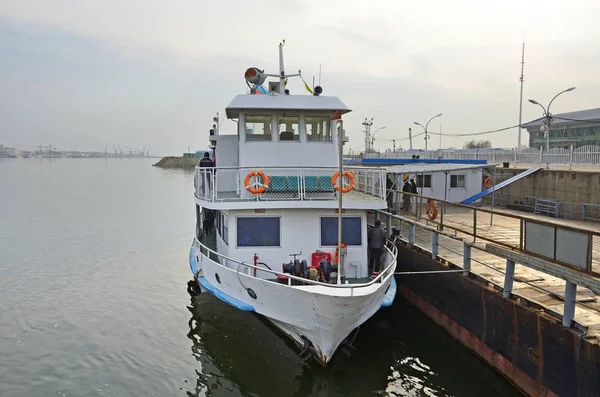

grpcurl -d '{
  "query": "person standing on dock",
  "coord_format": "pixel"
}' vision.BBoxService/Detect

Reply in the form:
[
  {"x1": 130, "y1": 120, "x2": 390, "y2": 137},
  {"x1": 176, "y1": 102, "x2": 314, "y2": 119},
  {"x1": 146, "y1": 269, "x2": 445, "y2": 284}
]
[
  {"x1": 198, "y1": 152, "x2": 214, "y2": 194},
  {"x1": 401, "y1": 175, "x2": 412, "y2": 212},
  {"x1": 410, "y1": 178, "x2": 417, "y2": 194},
  {"x1": 368, "y1": 220, "x2": 386, "y2": 274},
  {"x1": 386, "y1": 174, "x2": 395, "y2": 212}
]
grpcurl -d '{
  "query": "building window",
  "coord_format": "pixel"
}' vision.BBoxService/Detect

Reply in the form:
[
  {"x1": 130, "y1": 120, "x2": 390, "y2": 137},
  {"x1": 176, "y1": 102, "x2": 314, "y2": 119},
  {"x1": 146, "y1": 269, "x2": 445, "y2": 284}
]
[
  {"x1": 320, "y1": 216, "x2": 362, "y2": 246},
  {"x1": 306, "y1": 116, "x2": 332, "y2": 142},
  {"x1": 236, "y1": 217, "x2": 281, "y2": 247},
  {"x1": 245, "y1": 115, "x2": 272, "y2": 142},
  {"x1": 277, "y1": 115, "x2": 300, "y2": 141},
  {"x1": 450, "y1": 174, "x2": 466, "y2": 188},
  {"x1": 416, "y1": 174, "x2": 432, "y2": 188}
]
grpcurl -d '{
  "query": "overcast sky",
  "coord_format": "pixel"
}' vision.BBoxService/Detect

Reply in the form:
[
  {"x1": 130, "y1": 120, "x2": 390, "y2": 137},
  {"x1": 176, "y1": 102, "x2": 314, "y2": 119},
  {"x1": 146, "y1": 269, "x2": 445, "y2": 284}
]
[{"x1": 1, "y1": 0, "x2": 599, "y2": 155}]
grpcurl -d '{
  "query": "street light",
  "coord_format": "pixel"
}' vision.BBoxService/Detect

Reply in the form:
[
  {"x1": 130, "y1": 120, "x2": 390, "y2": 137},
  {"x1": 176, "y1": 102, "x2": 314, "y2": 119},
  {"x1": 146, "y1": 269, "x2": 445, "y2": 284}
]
[
  {"x1": 413, "y1": 113, "x2": 442, "y2": 151},
  {"x1": 528, "y1": 87, "x2": 575, "y2": 169},
  {"x1": 371, "y1": 126, "x2": 386, "y2": 151}
]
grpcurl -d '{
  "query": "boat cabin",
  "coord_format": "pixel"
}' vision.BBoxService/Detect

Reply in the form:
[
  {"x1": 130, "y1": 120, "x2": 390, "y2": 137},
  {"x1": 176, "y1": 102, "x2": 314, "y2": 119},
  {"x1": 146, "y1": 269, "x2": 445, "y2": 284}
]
[{"x1": 194, "y1": 63, "x2": 390, "y2": 283}]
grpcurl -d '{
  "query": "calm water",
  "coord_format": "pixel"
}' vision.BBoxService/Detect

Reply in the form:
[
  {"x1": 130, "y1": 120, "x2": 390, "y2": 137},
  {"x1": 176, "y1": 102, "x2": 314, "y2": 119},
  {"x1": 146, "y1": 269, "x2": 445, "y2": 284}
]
[{"x1": 0, "y1": 158, "x2": 523, "y2": 397}]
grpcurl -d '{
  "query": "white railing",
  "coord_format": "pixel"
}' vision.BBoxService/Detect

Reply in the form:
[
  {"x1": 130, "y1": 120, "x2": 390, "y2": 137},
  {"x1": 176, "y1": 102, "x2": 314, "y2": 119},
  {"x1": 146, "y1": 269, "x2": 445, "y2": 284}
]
[
  {"x1": 195, "y1": 166, "x2": 387, "y2": 202},
  {"x1": 193, "y1": 236, "x2": 398, "y2": 289},
  {"x1": 361, "y1": 145, "x2": 600, "y2": 170}
]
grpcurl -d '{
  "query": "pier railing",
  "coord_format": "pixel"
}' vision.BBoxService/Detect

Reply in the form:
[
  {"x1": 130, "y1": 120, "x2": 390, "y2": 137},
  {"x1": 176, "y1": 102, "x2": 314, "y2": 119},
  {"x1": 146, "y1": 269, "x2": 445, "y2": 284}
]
[
  {"x1": 370, "y1": 208, "x2": 600, "y2": 330},
  {"x1": 385, "y1": 191, "x2": 600, "y2": 277},
  {"x1": 194, "y1": 166, "x2": 386, "y2": 202},
  {"x1": 362, "y1": 145, "x2": 600, "y2": 171}
]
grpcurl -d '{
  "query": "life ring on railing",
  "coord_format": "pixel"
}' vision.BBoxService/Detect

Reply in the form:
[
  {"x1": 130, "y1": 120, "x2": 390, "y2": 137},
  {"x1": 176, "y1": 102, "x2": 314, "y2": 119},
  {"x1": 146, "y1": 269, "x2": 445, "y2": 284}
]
[
  {"x1": 426, "y1": 199, "x2": 438, "y2": 221},
  {"x1": 244, "y1": 170, "x2": 269, "y2": 194},
  {"x1": 332, "y1": 171, "x2": 355, "y2": 193},
  {"x1": 334, "y1": 243, "x2": 347, "y2": 264},
  {"x1": 483, "y1": 177, "x2": 494, "y2": 189}
]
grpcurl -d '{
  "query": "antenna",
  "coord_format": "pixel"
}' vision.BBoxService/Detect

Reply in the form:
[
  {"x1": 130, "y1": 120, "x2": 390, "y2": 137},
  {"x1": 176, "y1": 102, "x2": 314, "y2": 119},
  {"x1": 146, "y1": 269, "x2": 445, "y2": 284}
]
[
  {"x1": 319, "y1": 65, "x2": 322, "y2": 86},
  {"x1": 362, "y1": 118, "x2": 373, "y2": 152},
  {"x1": 517, "y1": 41, "x2": 525, "y2": 150}
]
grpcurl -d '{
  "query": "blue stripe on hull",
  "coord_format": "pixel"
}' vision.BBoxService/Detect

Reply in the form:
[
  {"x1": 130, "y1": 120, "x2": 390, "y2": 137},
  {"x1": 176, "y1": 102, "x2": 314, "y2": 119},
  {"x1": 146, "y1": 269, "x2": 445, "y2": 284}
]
[
  {"x1": 381, "y1": 277, "x2": 397, "y2": 308},
  {"x1": 189, "y1": 244, "x2": 198, "y2": 276},
  {"x1": 196, "y1": 276, "x2": 255, "y2": 312}
]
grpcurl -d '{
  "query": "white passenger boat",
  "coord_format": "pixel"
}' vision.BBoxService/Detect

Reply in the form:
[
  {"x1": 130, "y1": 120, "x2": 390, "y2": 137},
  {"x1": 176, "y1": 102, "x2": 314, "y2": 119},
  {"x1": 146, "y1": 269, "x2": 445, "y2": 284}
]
[{"x1": 187, "y1": 41, "x2": 398, "y2": 365}]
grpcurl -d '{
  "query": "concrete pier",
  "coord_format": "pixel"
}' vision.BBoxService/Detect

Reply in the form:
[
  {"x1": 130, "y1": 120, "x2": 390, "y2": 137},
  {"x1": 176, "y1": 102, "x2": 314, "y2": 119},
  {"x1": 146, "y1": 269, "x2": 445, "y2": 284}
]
[{"x1": 153, "y1": 156, "x2": 199, "y2": 168}]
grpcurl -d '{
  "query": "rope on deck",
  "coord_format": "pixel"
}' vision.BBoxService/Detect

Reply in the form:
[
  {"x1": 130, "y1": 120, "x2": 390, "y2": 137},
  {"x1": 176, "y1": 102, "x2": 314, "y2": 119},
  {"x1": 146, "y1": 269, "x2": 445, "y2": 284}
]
[{"x1": 394, "y1": 269, "x2": 465, "y2": 275}]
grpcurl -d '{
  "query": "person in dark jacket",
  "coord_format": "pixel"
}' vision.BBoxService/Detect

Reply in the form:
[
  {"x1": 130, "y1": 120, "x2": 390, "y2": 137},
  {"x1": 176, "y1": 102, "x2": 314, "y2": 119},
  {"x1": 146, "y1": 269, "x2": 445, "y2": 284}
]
[
  {"x1": 410, "y1": 178, "x2": 418, "y2": 194},
  {"x1": 203, "y1": 209, "x2": 215, "y2": 235},
  {"x1": 198, "y1": 152, "x2": 214, "y2": 194},
  {"x1": 385, "y1": 175, "x2": 395, "y2": 211},
  {"x1": 401, "y1": 176, "x2": 412, "y2": 212},
  {"x1": 368, "y1": 220, "x2": 386, "y2": 273}
]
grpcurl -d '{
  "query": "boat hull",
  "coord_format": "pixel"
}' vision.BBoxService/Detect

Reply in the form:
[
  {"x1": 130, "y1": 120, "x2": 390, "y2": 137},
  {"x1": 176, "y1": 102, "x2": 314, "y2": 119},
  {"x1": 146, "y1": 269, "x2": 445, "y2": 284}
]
[{"x1": 188, "y1": 242, "x2": 395, "y2": 364}]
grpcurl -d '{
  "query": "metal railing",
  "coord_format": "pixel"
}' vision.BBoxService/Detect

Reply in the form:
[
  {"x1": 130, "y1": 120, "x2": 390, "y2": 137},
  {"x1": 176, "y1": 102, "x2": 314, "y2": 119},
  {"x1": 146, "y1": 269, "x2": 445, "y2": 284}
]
[
  {"x1": 362, "y1": 145, "x2": 600, "y2": 170},
  {"x1": 193, "y1": 236, "x2": 398, "y2": 289},
  {"x1": 386, "y1": 191, "x2": 600, "y2": 277},
  {"x1": 368, "y1": 209, "x2": 600, "y2": 328},
  {"x1": 194, "y1": 166, "x2": 386, "y2": 202}
]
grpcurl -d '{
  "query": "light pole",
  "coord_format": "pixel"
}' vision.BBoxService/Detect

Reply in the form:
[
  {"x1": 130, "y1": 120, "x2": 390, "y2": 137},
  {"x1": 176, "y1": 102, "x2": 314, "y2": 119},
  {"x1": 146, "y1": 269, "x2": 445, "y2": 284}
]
[
  {"x1": 528, "y1": 87, "x2": 575, "y2": 169},
  {"x1": 370, "y1": 126, "x2": 386, "y2": 152},
  {"x1": 414, "y1": 113, "x2": 442, "y2": 151}
]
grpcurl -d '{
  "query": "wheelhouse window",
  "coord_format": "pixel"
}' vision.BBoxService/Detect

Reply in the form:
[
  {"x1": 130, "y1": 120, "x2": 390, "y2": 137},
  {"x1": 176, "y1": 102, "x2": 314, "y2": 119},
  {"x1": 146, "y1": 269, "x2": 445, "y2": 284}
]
[
  {"x1": 277, "y1": 115, "x2": 299, "y2": 141},
  {"x1": 320, "y1": 216, "x2": 362, "y2": 246},
  {"x1": 450, "y1": 174, "x2": 466, "y2": 188},
  {"x1": 245, "y1": 115, "x2": 272, "y2": 142},
  {"x1": 236, "y1": 217, "x2": 281, "y2": 247},
  {"x1": 416, "y1": 174, "x2": 432, "y2": 188},
  {"x1": 306, "y1": 116, "x2": 332, "y2": 142}
]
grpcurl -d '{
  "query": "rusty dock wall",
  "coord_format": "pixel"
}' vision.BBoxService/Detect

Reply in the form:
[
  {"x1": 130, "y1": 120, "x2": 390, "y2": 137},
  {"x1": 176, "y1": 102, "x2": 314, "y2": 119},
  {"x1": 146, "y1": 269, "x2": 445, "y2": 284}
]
[{"x1": 394, "y1": 243, "x2": 600, "y2": 397}]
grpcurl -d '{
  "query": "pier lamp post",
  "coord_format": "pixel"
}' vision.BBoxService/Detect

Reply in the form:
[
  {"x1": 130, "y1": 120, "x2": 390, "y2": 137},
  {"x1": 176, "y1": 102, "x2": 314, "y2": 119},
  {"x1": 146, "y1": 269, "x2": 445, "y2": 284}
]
[
  {"x1": 370, "y1": 126, "x2": 387, "y2": 152},
  {"x1": 529, "y1": 87, "x2": 575, "y2": 169},
  {"x1": 414, "y1": 113, "x2": 442, "y2": 151}
]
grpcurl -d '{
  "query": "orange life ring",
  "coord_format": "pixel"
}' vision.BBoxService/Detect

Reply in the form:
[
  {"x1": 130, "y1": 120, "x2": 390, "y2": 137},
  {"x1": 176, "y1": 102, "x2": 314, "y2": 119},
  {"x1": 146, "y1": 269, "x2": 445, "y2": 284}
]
[
  {"x1": 334, "y1": 243, "x2": 347, "y2": 264},
  {"x1": 483, "y1": 177, "x2": 494, "y2": 189},
  {"x1": 244, "y1": 170, "x2": 269, "y2": 194},
  {"x1": 331, "y1": 171, "x2": 355, "y2": 193},
  {"x1": 426, "y1": 199, "x2": 438, "y2": 221}
]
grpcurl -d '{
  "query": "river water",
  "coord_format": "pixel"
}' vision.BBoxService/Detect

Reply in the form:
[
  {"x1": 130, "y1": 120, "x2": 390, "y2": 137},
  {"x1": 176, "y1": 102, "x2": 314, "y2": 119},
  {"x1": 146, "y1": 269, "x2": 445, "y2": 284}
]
[{"x1": 0, "y1": 158, "x2": 523, "y2": 397}]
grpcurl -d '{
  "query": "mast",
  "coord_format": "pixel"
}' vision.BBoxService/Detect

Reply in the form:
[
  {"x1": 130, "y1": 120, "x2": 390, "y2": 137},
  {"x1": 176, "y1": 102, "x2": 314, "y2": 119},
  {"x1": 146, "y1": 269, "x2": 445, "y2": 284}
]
[
  {"x1": 278, "y1": 41, "x2": 285, "y2": 94},
  {"x1": 518, "y1": 42, "x2": 525, "y2": 150},
  {"x1": 333, "y1": 111, "x2": 344, "y2": 284}
]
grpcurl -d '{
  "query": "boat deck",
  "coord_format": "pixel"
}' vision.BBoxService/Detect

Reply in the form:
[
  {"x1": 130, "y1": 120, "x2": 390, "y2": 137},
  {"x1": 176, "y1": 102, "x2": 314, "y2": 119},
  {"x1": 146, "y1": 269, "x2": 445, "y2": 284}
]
[{"x1": 369, "y1": 208, "x2": 600, "y2": 343}]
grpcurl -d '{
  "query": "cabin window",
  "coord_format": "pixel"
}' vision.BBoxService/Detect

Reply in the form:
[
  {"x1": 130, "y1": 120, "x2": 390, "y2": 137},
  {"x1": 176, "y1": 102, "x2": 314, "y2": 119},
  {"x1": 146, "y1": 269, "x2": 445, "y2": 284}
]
[
  {"x1": 306, "y1": 116, "x2": 332, "y2": 142},
  {"x1": 416, "y1": 174, "x2": 432, "y2": 188},
  {"x1": 196, "y1": 205, "x2": 201, "y2": 240},
  {"x1": 450, "y1": 174, "x2": 466, "y2": 188},
  {"x1": 245, "y1": 115, "x2": 272, "y2": 142},
  {"x1": 277, "y1": 115, "x2": 300, "y2": 141},
  {"x1": 236, "y1": 217, "x2": 281, "y2": 247},
  {"x1": 320, "y1": 216, "x2": 362, "y2": 246},
  {"x1": 222, "y1": 213, "x2": 228, "y2": 245}
]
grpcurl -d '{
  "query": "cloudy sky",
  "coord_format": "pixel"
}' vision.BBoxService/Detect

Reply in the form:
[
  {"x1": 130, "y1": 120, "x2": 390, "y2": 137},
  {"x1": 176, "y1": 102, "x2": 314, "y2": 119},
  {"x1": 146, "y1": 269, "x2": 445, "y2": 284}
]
[{"x1": 1, "y1": 0, "x2": 599, "y2": 155}]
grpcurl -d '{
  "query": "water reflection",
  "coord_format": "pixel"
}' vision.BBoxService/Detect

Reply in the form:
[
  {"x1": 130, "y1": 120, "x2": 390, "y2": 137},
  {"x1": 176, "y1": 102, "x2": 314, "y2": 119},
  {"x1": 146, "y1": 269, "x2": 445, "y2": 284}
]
[{"x1": 185, "y1": 289, "x2": 524, "y2": 397}]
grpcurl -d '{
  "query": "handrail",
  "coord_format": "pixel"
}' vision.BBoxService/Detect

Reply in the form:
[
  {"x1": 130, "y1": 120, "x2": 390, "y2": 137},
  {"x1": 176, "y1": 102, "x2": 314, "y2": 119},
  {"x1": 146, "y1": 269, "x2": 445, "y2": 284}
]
[
  {"x1": 391, "y1": 189, "x2": 600, "y2": 235},
  {"x1": 194, "y1": 236, "x2": 398, "y2": 289},
  {"x1": 195, "y1": 165, "x2": 389, "y2": 171}
]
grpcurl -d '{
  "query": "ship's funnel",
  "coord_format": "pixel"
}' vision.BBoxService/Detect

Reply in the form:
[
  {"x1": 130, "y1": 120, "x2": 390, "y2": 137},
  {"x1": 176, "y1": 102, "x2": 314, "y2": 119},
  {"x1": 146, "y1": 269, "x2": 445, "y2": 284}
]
[{"x1": 244, "y1": 67, "x2": 266, "y2": 86}]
